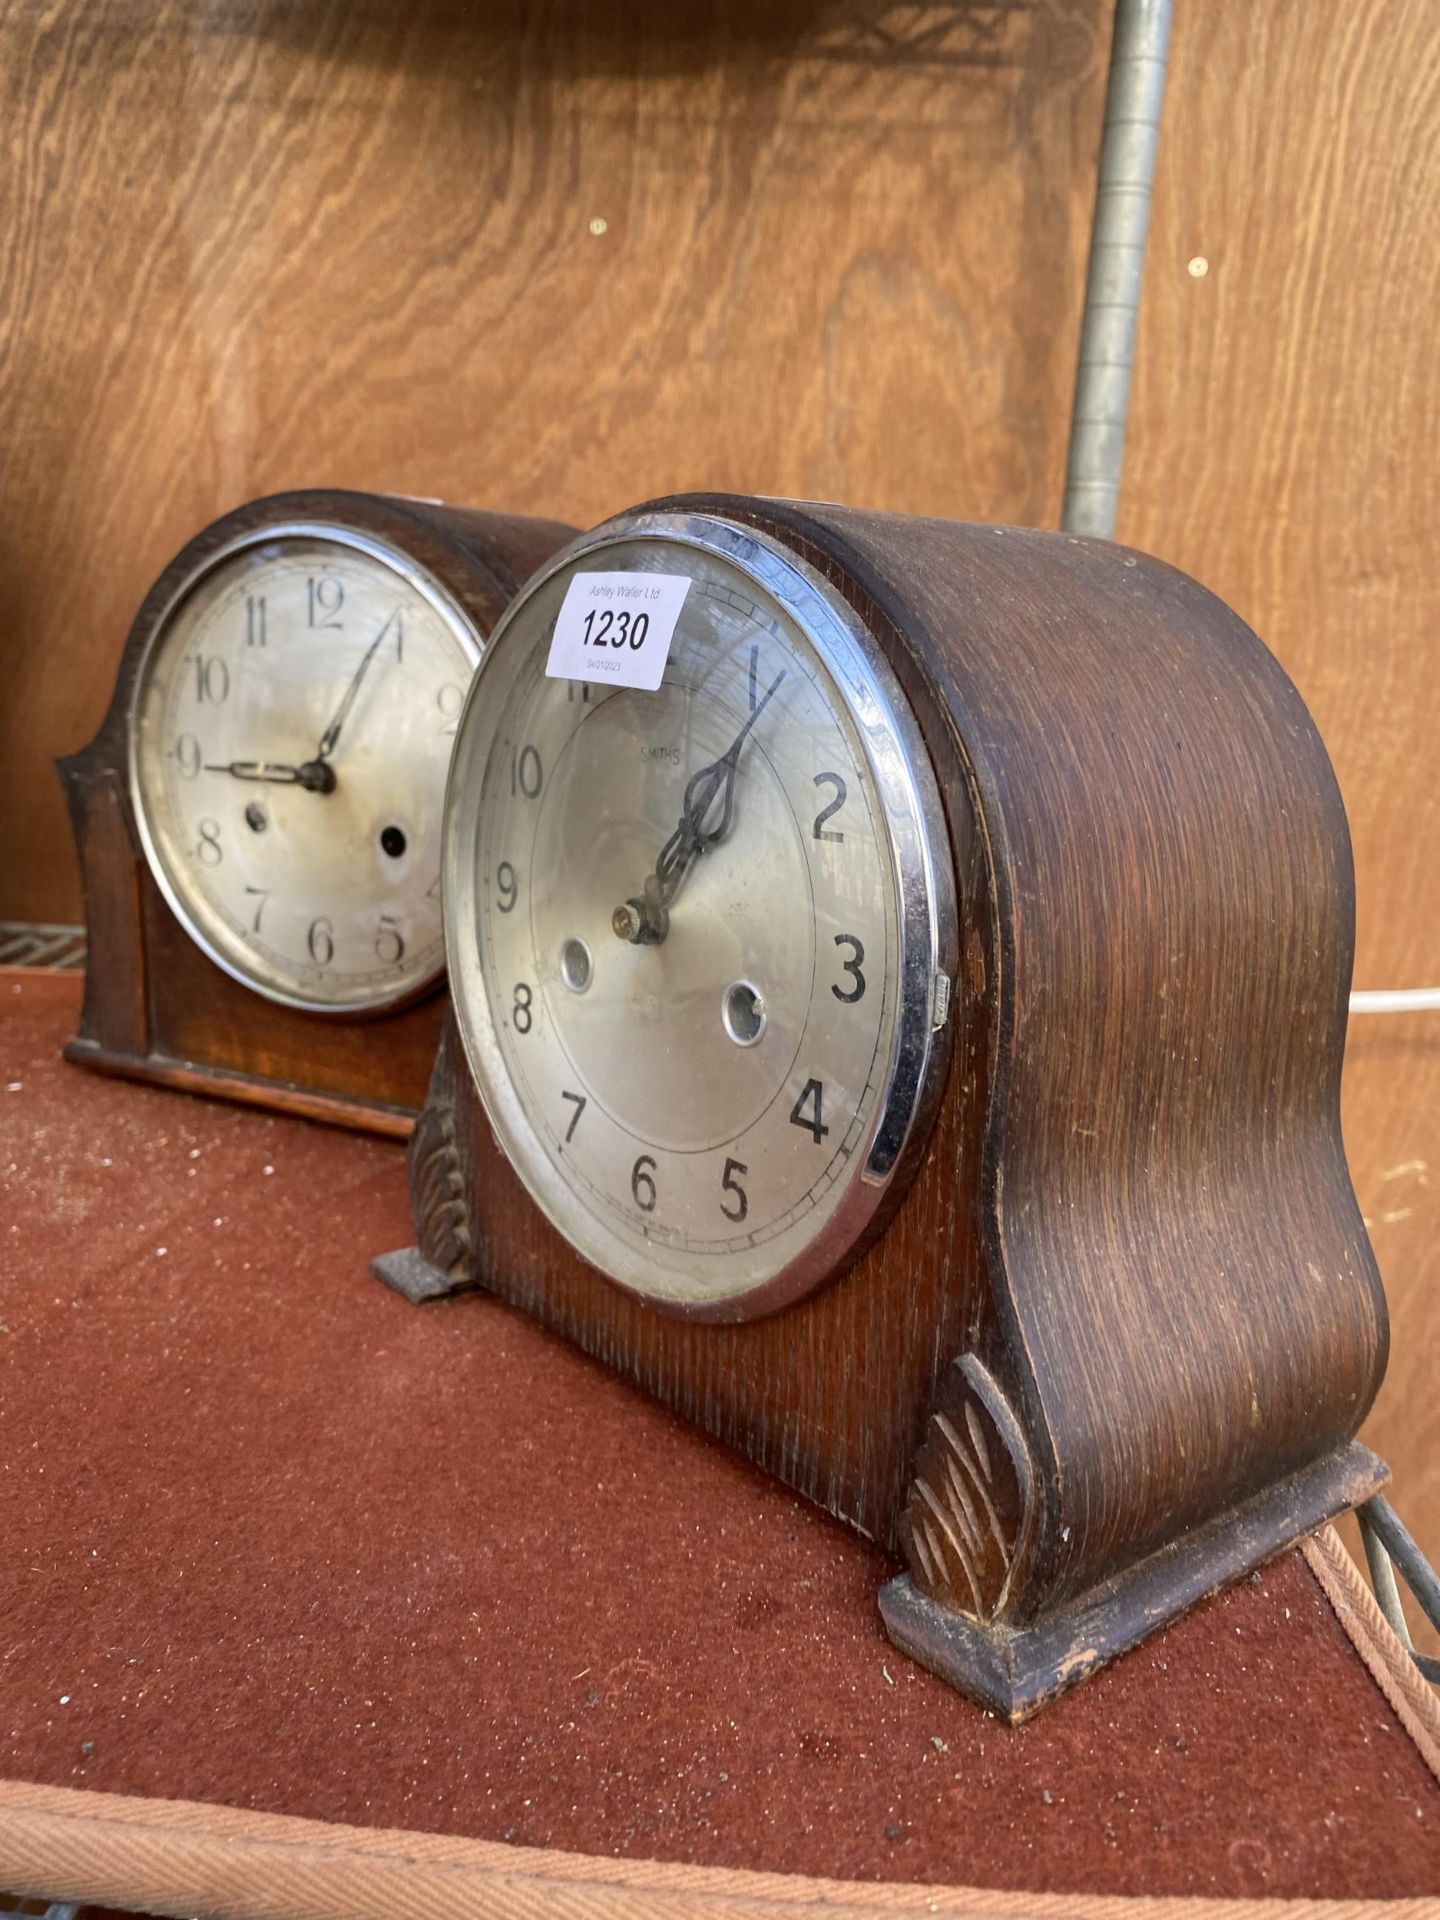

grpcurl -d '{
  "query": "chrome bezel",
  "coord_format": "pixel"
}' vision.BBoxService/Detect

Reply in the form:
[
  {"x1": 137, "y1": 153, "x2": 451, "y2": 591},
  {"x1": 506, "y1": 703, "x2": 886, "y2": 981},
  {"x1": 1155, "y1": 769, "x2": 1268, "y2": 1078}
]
[
  {"x1": 443, "y1": 509, "x2": 957, "y2": 1318},
  {"x1": 127, "y1": 521, "x2": 483, "y2": 1016}
]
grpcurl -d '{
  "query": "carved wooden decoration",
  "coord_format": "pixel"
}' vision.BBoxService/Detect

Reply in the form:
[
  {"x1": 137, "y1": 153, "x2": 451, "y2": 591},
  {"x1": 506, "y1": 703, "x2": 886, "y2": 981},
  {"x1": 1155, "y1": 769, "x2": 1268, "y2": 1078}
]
[
  {"x1": 59, "y1": 489, "x2": 574, "y2": 1134},
  {"x1": 375, "y1": 1094, "x2": 477, "y2": 1304},
  {"x1": 899, "y1": 1355, "x2": 1034, "y2": 1626},
  {"x1": 375, "y1": 495, "x2": 1389, "y2": 1717}
]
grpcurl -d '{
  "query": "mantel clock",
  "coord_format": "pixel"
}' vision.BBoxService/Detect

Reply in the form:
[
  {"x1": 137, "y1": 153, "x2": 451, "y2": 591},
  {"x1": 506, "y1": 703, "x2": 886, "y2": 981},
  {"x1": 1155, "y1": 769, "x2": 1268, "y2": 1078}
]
[
  {"x1": 61, "y1": 489, "x2": 574, "y2": 1134},
  {"x1": 374, "y1": 495, "x2": 1388, "y2": 1717}
]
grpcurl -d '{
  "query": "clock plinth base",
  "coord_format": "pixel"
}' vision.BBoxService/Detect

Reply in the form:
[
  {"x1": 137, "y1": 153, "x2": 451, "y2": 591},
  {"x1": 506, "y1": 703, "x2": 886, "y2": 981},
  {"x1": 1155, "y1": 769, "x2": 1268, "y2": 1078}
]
[
  {"x1": 370, "y1": 1247, "x2": 476, "y2": 1305},
  {"x1": 63, "y1": 1037, "x2": 419, "y2": 1137},
  {"x1": 880, "y1": 1441, "x2": 1388, "y2": 1723}
]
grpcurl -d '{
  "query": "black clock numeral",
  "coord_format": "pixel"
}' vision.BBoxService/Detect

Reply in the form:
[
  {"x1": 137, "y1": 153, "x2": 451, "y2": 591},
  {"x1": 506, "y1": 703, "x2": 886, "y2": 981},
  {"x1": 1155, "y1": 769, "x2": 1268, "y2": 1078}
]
[
  {"x1": 812, "y1": 771, "x2": 847, "y2": 842},
  {"x1": 307, "y1": 916, "x2": 334, "y2": 966},
  {"x1": 789, "y1": 1078, "x2": 830, "y2": 1144},
  {"x1": 833, "y1": 933, "x2": 866, "y2": 1003},
  {"x1": 245, "y1": 594, "x2": 267, "y2": 648},
  {"x1": 191, "y1": 655, "x2": 229, "y2": 705},
  {"x1": 377, "y1": 606, "x2": 403, "y2": 663},
  {"x1": 512, "y1": 981, "x2": 533, "y2": 1033},
  {"x1": 436, "y1": 684, "x2": 464, "y2": 736},
  {"x1": 244, "y1": 885, "x2": 269, "y2": 932},
  {"x1": 427, "y1": 872, "x2": 442, "y2": 900},
  {"x1": 307, "y1": 576, "x2": 344, "y2": 629},
  {"x1": 720, "y1": 1157, "x2": 749, "y2": 1223},
  {"x1": 173, "y1": 733, "x2": 201, "y2": 780},
  {"x1": 561, "y1": 1089, "x2": 586, "y2": 1144},
  {"x1": 631, "y1": 1153, "x2": 657, "y2": 1213},
  {"x1": 495, "y1": 860, "x2": 518, "y2": 913},
  {"x1": 748, "y1": 644, "x2": 761, "y2": 711},
  {"x1": 194, "y1": 817, "x2": 222, "y2": 867},
  {"x1": 510, "y1": 743, "x2": 543, "y2": 798},
  {"x1": 567, "y1": 681, "x2": 591, "y2": 704},
  {"x1": 375, "y1": 915, "x2": 404, "y2": 965}
]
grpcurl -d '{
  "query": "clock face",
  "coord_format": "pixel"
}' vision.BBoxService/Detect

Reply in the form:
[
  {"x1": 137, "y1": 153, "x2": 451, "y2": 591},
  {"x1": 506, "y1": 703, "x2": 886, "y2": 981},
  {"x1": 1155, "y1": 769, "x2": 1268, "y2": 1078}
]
[
  {"x1": 444, "y1": 514, "x2": 955, "y2": 1318},
  {"x1": 130, "y1": 526, "x2": 481, "y2": 1012}
]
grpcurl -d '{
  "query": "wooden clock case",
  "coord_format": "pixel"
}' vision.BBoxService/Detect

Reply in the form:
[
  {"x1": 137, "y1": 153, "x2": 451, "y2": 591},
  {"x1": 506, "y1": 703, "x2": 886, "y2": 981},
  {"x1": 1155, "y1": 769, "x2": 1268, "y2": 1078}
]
[
  {"x1": 59, "y1": 489, "x2": 575, "y2": 1136},
  {"x1": 377, "y1": 494, "x2": 1389, "y2": 1716}
]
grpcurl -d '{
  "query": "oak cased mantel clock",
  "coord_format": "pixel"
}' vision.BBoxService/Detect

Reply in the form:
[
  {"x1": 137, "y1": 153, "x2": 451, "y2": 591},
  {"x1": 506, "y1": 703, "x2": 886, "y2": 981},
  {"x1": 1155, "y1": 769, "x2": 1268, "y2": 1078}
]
[
  {"x1": 374, "y1": 495, "x2": 1389, "y2": 1717},
  {"x1": 60, "y1": 489, "x2": 575, "y2": 1134}
]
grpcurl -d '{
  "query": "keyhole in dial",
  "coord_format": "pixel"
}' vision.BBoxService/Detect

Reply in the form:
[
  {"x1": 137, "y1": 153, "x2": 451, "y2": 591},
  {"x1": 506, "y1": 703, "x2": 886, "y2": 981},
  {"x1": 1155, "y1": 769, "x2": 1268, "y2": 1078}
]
[
  {"x1": 561, "y1": 936, "x2": 592, "y2": 993},
  {"x1": 245, "y1": 802, "x2": 267, "y2": 834},
  {"x1": 380, "y1": 824, "x2": 407, "y2": 858},
  {"x1": 723, "y1": 980, "x2": 766, "y2": 1047}
]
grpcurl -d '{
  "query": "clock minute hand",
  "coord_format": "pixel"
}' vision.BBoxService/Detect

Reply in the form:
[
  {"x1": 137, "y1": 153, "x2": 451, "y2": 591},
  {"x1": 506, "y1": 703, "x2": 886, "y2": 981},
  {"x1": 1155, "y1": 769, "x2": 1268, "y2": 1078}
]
[
  {"x1": 613, "y1": 668, "x2": 787, "y2": 944},
  {"x1": 313, "y1": 619, "x2": 390, "y2": 764}
]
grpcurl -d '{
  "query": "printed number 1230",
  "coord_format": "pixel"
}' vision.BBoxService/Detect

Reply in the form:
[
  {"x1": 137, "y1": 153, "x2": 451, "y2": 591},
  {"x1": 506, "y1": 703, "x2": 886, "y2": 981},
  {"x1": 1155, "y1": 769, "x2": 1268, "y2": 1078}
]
[{"x1": 582, "y1": 608, "x2": 650, "y2": 650}]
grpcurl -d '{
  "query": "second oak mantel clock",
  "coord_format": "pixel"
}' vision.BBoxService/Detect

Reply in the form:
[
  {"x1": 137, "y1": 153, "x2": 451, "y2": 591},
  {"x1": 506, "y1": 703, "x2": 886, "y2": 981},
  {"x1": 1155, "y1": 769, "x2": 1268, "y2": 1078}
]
[
  {"x1": 374, "y1": 494, "x2": 1388, "y2": 1718},
  {"x1": 60, "y1": 489, "x2": 574, "y2": 1134}
]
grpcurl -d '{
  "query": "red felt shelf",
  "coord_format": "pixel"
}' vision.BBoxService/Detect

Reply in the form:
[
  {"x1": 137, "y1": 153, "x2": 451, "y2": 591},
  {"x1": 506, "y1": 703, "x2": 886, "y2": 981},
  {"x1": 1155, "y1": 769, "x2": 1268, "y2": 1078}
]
[{"x1": 1, "y1": 970, "x2": 1437, "y2": 1900}]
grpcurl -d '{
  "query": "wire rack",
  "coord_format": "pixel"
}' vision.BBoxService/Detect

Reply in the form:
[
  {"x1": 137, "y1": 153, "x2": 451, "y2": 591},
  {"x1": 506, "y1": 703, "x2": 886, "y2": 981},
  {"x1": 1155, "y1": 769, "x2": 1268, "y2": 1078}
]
[{"x1": 0, "y1": 924, "x2": 86, "y2": 971}]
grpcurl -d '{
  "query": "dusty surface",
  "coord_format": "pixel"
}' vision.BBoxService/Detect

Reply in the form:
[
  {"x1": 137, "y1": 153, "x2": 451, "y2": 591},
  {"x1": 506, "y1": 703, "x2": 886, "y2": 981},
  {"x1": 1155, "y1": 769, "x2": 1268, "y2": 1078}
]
[{"x1": 1, "y1": 970, "x2": 1436, "y2": 1896}]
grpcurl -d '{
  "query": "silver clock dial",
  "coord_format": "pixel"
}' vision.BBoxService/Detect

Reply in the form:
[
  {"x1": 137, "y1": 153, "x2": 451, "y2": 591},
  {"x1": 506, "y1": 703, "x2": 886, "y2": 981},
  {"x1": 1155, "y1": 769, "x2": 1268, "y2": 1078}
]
[
  {"x1": 444, "y1": 515, "x2": 954, "y2": 1316},
  {"x1": 130, "y1": 527, "x2": 480, "y2": 1012}
]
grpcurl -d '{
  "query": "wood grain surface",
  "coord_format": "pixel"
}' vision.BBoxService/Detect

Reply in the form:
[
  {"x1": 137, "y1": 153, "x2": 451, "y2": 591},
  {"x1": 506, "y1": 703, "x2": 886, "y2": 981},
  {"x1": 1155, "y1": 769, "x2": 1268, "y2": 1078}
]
[
  {"x1": 1117, "y1": 0, "x2": 1440, "y2": 1647},
  {"x1": 0, "y1": 0, "x2": 1105, "y2": 927},
  {"x1": 2, "y1": 0, "x2": 1436, "y2": 1619}
]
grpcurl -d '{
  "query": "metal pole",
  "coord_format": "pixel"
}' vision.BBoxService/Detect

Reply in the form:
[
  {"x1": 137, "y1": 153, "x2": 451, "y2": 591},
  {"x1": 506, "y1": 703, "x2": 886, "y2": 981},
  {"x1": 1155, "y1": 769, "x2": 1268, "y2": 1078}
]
[{"x1": 1061, "y1": 0, "x2": 1174, "y2": 539}]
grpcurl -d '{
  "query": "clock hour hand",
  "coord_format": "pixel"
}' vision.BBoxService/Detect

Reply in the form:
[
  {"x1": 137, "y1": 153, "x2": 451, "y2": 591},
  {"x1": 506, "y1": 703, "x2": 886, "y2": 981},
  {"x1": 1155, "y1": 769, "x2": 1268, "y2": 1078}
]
[
  {"x1": 613, "y1": 667, "x2": 786, "y2": 944},
  {"x1": 203, "y1": 758, "x2": 336, "y2": 793}
]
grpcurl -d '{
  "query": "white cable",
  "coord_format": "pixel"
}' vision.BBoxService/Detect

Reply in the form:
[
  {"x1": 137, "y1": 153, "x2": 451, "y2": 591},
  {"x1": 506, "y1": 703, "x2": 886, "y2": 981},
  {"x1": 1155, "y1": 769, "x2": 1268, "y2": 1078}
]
[{"x1": 1349, "y1": 988, "x2": 1440, "y2": 1013}]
